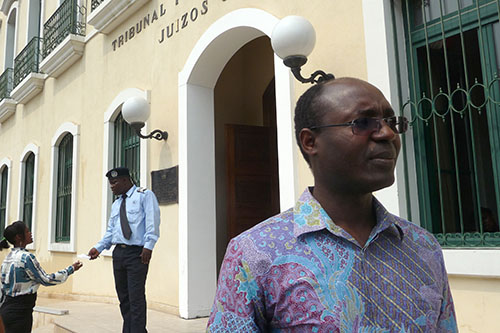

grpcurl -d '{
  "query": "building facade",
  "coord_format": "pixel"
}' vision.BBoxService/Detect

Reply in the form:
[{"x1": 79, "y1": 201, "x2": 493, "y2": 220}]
[{"x1": 0, "y1": 0, "x2": 498, "y2": 331}]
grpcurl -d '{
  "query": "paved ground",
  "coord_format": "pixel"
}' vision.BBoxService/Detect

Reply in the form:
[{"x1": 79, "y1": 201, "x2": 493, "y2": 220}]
[{"x1": 32, "y1": 296, "x2": 208, "y2": 333}]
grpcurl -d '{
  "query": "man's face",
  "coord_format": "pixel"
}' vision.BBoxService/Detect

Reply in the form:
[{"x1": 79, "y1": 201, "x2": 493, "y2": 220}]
[
  {"x1": 109, "y1": 177, "x2": 130, "y2": 196},
  {"x1": 309, "y1": 80, "x2": 401, "y2": 194},
  {"x1": 24, "y1": 227, "x2": 33, "y2": 245}
]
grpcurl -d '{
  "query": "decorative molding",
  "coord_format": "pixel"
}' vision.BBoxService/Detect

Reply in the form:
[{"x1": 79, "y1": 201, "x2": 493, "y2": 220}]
[
  {"x1": 18, "y1": 143, "x2": 39, "y2": 251},
  {"x1": 10, "y1": 73, "x2": 46, "y2": 105},
  {"x1": 48, "y1": 122, "x2": 80, "y2": 253},
  {"x1": 0, "y1": 158, "x2": 12, "y2": 233},
  {"x1": 177, "y1": 8, "x2": 294, "y2": 319},
  {"x1": 0, "y1": 98, "x2": 17, "y2": 123},
  {"x1": 87, "y1": 0, "x2": 150, "y2": 34},
  {"x1": 0, "y1": 0, "x2": 15, "y2": 16},
  {"x1": 40, "y1": 35, "x2": 85, "y2": 78}
]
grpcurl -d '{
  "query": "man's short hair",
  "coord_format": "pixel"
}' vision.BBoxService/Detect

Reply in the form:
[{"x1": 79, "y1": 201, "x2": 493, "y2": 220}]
[{"x1": 294, "y1": 80, "x2": 333, "y2": 165}]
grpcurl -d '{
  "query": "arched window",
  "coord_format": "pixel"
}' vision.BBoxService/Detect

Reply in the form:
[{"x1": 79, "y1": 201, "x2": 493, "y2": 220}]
[
  {"x1": 4, "y1": 7, "x2": 17, "y2": 70},
  {"x1": 22, "y1": 152, "x2": 35, "y2": 230},
  {"x1": 113, "y1": 112, "x2": 140, "y2": 185},
  {"x1": 0, "y1": 166, "x2": 8, "y2": 231},
  {"x1": 55, "y1": 133, "x2": 73, "y2": 242}
]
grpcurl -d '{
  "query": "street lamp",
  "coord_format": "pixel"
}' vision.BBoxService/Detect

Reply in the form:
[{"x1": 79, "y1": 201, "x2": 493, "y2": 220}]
[
  {"x1": 271, "y1": 15, "x2": 334, "y2": 84},
  {"x1": 121, "y1": 96, "x2": 168, "y2": 141}
]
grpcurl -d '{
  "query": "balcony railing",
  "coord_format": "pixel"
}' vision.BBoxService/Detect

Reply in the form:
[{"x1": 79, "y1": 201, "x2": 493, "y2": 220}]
[
  {"x1": 14, "y1": 37, "x2": 42, "y2": 88},
  {"x1": 0, "y1": 68, "x2": 13, "y2": 101},
  {"x1": 43, "y1": 0, "x2": 86, "y2": 59},
  {"x1": 91, "y1": 0, "x2": 104, "y2": 12}
]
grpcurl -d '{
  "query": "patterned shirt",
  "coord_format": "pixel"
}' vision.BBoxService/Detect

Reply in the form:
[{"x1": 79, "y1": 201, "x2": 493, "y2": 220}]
[
  {"x1": 207, "y1": 188, "x2": 457, "y2": 332},
  {"x1": 95, "y1": 185, "x2": 161, "y2": 252},
  {"x1": 0, "y1": 247, "x2": 74, "y2": 302}
]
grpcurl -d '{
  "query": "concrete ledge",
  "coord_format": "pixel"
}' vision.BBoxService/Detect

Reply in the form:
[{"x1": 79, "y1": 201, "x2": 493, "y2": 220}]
[
  {"x1": 34, "y1": 306, "x2": 69, "y2": 315},
  {"x1": 10, "y1": 73, "x2": 46, "y2": 105},
  {"x1": 87, "y1": 0, "x2": 150, "y2": 34},
  {"x1": 37, "y1": 291, "x2": 179, "y2": 315},
  {"x1": 40, "y1": 35, "x2": 85, "y2": 78},
  {"x1": 443, "y1": 249, "x2": 500, "y2": 278},
  {"x1": 0, "y1": 98, "x2": 17, "y2": 123}
]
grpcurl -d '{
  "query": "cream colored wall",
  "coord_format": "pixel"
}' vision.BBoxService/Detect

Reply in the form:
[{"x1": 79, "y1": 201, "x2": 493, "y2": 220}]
[
  {"x1": 0, "y1": 0, "x2": 369, "y2": 313},
  {"x1": 449, "y1": 276, "x2": 500, "y2": 333}
]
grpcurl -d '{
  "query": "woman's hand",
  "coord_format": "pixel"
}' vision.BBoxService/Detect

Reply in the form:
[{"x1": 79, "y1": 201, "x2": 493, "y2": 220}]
[{"x1": 72, "y1": 261, "x2": 83, "y2": 271}]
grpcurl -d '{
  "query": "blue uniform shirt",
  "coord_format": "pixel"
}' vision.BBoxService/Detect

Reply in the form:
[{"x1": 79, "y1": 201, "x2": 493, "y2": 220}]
[{"x1": 95, "y1": 185, "x2": 160, "y2": 252}]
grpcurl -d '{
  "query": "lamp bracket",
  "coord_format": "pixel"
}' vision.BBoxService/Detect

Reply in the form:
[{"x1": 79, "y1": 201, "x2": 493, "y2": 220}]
[
  {"x1": 283, "y1": 55, "x2": 335, "y2": 84},
  {"x1": 131, "y1": 122, "x2": 168, "y2": 141}
]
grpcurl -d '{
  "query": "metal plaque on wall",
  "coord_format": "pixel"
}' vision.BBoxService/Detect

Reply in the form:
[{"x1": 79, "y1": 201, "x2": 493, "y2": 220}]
[{"x1": 151, "y1": 166, "x2": 178, "y2": 205}]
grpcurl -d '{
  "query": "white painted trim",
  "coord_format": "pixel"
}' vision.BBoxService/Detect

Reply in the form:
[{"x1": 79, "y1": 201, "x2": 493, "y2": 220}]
[
  {"x1": 48, "y1": 122, "x2": 80, "y2": 253},
  {"x1": 443, "y1": 249, "x2": 500, "y2": 278},
  {"x1": 17, "y1": 143, "x2": 39, "y2": 250},
  {"x1": 361, "y1": 0, "x2": 419, "y2": 221},
  {"x1": 100, "y1": 88, "x2": 149, "y2": 255},
  {"x1": 4, "y1": 3, "x2": 18, "y2": 70},
  {"x1": 0, "y1": 157, "x2": 12, "y2": 231},
  {"x1": 178, "y1": 8, "x2": 296, "y2": 319}
]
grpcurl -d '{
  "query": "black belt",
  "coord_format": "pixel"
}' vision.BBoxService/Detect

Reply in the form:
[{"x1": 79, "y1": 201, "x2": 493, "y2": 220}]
[{"x1": 115, "y1": 244, "x2": 143, "y2": 248}]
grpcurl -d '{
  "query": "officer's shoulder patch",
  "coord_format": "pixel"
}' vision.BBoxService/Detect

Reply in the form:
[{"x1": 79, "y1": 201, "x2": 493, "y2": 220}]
[{"x1": 137, "y1": 187, "x2": 147, "y2": 193}]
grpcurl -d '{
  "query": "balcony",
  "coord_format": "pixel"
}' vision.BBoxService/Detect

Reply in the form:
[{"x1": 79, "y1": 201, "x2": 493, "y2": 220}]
[
  {"x1": 40, "y1": 0, "x2": 87, "y2": 78},
  {"x1": 0, "y1": 68, "x2": 13, "y2": 101},
  {"x1": 0, "y1": 68, "x2": 16, "y2": 123},
  {"x1": 11, "y1": 37, "x2": 45, "y2": 105},
  {"x1": 88, "y1": 0, "x2": 150, "y2": 34}
]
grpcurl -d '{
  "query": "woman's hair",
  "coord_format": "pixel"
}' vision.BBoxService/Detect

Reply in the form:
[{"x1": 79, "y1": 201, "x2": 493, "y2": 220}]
[{"x1": 0, "y1": 221, "x2": 27, "y2": 250}]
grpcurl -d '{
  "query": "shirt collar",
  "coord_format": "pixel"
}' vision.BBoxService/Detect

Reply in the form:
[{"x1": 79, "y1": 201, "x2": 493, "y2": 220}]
[
  {"x1": 293, "y1": 187, "x2": 404, "y2": 244},
  {"x1": 125, "y1": 184, "x2": 137, "y2": 198}
]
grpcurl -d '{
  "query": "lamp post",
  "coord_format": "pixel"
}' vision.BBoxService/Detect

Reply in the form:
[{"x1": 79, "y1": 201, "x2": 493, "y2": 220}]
[
  {"x1": 121, "y1": 96, "x2": 168, "y2": 141},
  {"x1": 271, "y1": 16, "x2": 334, "y2": 84}
]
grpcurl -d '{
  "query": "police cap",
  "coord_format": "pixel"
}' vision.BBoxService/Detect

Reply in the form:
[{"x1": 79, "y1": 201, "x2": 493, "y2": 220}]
[{"x1": 106, "y1": 167, "x2": 130, "y2": 179}]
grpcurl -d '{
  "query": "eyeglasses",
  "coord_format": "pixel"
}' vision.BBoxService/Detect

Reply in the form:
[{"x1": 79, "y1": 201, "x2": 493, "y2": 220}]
[{"x1": 309, "y1": 116, "x2": 408, "y2": 136}]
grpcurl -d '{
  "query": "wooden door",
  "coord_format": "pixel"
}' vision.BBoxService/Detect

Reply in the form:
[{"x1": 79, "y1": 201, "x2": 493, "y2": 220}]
[{"x1": 225, "y1": 124, "x2": 280, "y2": 240}]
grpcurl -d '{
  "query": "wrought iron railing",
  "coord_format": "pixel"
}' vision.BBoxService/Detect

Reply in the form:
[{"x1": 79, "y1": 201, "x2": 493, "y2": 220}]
[
  {"x1": 394, "y1": 0, "x2": 500, "y2": 247},
  {"x1": 13, "y1": 37, "x2": 42, "y2": 88},
  {"x1": 91, "y1": 0, "x2": 105, "y2": 12},
  {"x1": 0, "y1": 68, "x2": 14, "y2": 101},
  {"x1": 43, "y1": 0, "x2": 86, "y2": 59}
]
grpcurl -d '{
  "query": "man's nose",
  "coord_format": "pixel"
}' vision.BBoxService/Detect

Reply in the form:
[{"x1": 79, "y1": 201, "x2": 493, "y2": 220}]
[{"x1": 373, "y1": 121, "x2": 397, "y2": 141}]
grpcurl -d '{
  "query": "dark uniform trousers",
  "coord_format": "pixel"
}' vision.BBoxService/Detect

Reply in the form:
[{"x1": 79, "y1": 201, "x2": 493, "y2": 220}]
[{"x1": 113, "y1": 245, "x2": 149, "y2": 333}]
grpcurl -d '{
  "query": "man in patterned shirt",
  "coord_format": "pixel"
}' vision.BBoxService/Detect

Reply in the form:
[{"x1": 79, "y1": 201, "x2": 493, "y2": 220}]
[{"x1": 207, "y1": 78, "x2": 458, "y2": 332}]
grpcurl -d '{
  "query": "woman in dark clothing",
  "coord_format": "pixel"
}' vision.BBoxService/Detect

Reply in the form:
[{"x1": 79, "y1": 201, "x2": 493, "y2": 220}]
[{"x1": 0, "y1": 221, "x2": 82, "y2": 333}]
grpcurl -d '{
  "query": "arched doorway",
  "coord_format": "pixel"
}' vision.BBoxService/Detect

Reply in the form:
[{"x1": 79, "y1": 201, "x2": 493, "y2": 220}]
[
  {"x1": 214, "y1": 36, "x2": 280, "y2": 273},
  {"x1": 178, "y1": 8, "x2": 297, "y2": 319}
]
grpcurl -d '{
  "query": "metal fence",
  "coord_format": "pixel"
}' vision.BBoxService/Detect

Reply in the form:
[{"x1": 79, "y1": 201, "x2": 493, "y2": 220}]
[
  {"x1": 13, "y1": 37, "x2": 42, "y2": 88},
  {"x1": 0, "y1": 68, "x2": 13, "y2": 101},
  {"x1": 397, "y1": 0, "x2": 500, "y2": 247},
  {"x1": 43, "y1": 0, "x2": 86, "y2": 59},
  {"x1": 90, "y1": 0, "x2": 104, "y2": 12}
]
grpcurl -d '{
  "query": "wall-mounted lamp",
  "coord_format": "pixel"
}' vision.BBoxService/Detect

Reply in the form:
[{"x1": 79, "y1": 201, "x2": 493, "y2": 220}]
[
  {"x1": 122, "y1": 96, "x2": 168, "y2": 141},
  {"x1": 271, "y1": 16, "x2": 334, "y2": 84}
]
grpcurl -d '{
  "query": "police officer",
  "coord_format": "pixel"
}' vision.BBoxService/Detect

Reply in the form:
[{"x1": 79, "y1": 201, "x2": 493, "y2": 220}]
[{"x1": 88, "y1": 167, "x2": 160, "y2": 333}]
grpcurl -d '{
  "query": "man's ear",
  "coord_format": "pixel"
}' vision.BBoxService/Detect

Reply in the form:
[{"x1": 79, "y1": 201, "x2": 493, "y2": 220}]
[
  {"x1": 14, "y1": 234, "x2": 22, "y2": 244},
  {"x1": 299, "y1": 128, "x2": 317, "y2": 158}
]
